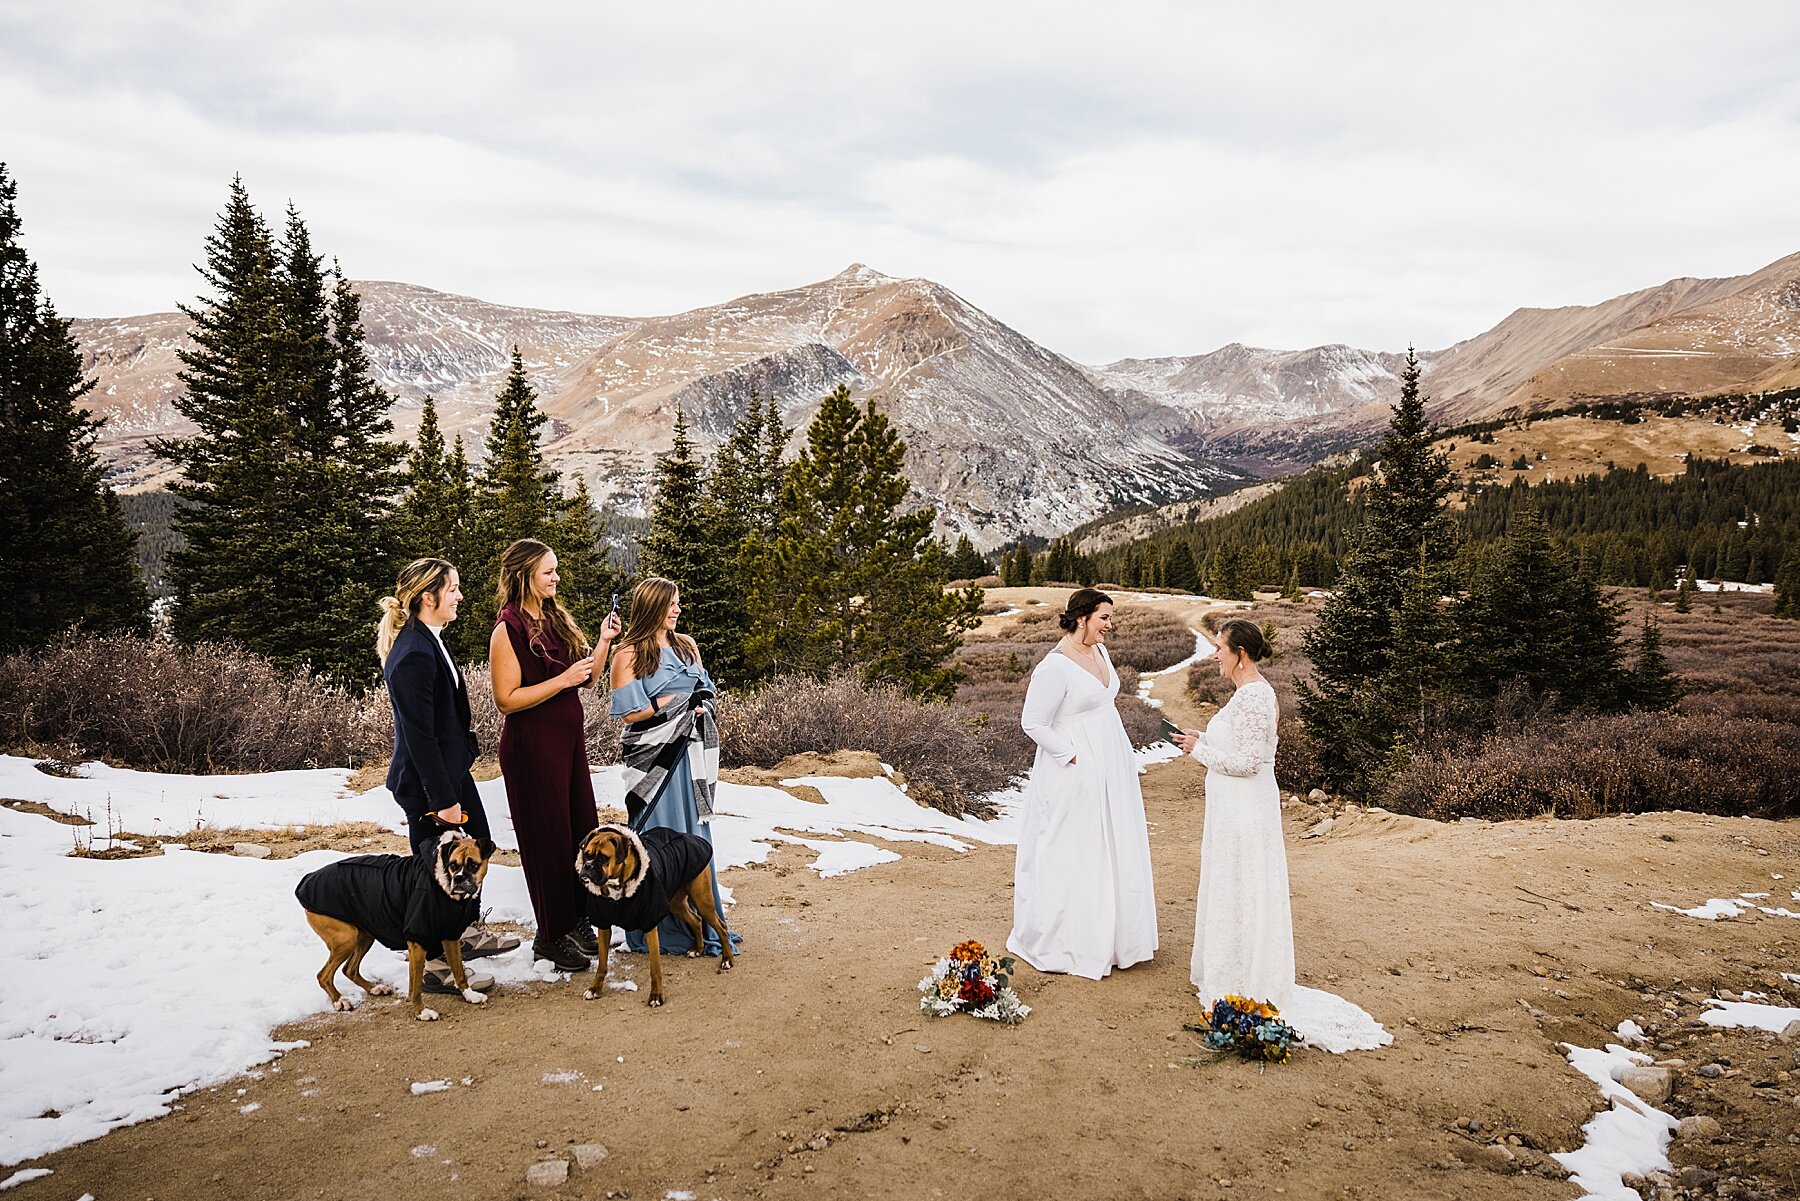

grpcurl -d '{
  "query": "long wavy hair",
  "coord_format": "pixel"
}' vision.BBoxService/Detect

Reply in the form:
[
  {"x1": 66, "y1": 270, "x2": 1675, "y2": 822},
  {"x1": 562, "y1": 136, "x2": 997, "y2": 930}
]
[
  {"x1": 618, "y1": 576, "x2": 696, "y2": 680},
  {"x1": 495, "y1": 539, "x2": 590, "y2": 662},
  {"x1": 376, "y1": 558, "x2": 456, "y2": 663}
]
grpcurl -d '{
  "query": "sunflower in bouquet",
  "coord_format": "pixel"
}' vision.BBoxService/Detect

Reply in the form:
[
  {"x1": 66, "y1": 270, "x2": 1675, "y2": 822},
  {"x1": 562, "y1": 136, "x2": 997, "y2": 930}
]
[{"x1": 919, "y1": 939, "x2": 1030, "y2": 1024}]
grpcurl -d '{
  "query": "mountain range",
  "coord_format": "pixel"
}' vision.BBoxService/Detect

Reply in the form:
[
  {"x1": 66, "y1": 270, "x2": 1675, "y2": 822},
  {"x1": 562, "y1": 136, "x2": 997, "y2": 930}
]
[{"x1": 69, "y1": 251, "x2": 1800, "y2": 547}]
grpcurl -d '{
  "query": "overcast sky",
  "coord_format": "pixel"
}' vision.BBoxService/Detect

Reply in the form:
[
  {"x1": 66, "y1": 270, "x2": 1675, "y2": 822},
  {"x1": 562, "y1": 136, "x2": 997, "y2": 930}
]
[{"x1": 5, "y1": 2, "x2": 1798, "y2": 363}]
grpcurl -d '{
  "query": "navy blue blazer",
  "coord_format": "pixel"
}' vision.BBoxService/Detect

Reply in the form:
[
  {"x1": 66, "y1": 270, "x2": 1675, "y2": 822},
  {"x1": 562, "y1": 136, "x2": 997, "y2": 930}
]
[{"x1": 383, "y1": 619, "x2": 482, "y2": 820}]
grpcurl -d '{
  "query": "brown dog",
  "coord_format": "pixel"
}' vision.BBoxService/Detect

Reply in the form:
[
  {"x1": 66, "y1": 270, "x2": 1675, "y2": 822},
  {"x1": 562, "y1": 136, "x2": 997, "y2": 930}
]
[
  {"x1": 576, "y1": 824, "x2": 733, "y2": 1007},
  {"x1": 296, "y1": 825, "x2": 496, "y2": 1021}
]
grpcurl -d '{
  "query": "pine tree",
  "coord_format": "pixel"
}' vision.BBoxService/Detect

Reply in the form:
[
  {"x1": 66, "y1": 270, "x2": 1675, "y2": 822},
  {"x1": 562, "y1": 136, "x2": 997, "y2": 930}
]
[
  {"x1": 1775, "y1": 546, "x2": 1800, "y2": 619},
  {"x1": 0, "y1": 162, "x2": 150, "y2": 649},
  {"x1": 1000, "y1": 539, "x2": 1034, "y2": 588},
  {"x1": 639, "y1": 405, "x2": 727, "y2": 647},
  {"x1": 747, "y1": 385, "x2": 980, "y2": 696},
  {"x1": 550, "y1": 474, "x2": 624, "y2": 639},
  {"x1": 947, "y1": 534, "x2": 989, "y2": 581},
  {"x1": 1674, "y1": 567, "x2": 1696, "y2": 613},
  {"x1": 1283, "y1": 561, "x2": 1304, "y2": 601},
  {"x1": 1299, "y1": 348, "x2": 1459, "y2": 795},
  {"x1": 1163, "y1": 540, "x2": 1201, "y2": 592},
  {"x1": 695, "y1": 396, "x2": 784, "y2": 682},
  {"x1": 154, "y1": 181, "x2": 399, "y2": 682},
  {"x1": 462, "y1": 350, "x2": 562, "y2": 656},
  {"x1": 396, "y1": 396, "x2": 460, "y2": 558},
  {"x1": 1627, "y1": 614, "x2": 1680, "y2": 710}
]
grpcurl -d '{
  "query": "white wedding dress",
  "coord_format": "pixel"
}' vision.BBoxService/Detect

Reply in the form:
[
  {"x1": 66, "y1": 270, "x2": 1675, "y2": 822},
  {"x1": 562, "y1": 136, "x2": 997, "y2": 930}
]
[
  {"x1": 1009, "y1": 645, "x2": 1159, "y2": 979},
  {"x1": 1189, "y1": 678, "x2": 1389, "y2": 1053}
]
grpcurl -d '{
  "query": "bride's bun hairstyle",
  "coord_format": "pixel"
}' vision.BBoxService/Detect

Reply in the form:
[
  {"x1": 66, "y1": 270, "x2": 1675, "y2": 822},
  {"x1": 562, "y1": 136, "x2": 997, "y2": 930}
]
[
  {"x1": 1058, "y1": 587, "x2": 1113, "y2": 632},
  {"x1": 1217, "y1": 618, "x2": 1272, "y2": 662}
]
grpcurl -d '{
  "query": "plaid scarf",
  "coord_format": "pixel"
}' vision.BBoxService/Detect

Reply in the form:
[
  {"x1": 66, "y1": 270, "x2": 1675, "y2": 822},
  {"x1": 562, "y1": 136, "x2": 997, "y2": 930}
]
[{"x1": 619, "y1": 685, "x2": 719, "y2": 827}]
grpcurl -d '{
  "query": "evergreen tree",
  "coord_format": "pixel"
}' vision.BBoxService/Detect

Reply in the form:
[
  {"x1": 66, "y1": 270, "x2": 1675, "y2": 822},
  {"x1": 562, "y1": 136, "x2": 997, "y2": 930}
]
[
  {"x1": 946, "y1": 534, "x2": 989, "y2": 581},
  {"x1": 692, "y1": 396, "x2": 787, "y2": 682},
  {"x1": 1163, "y1": 540, "x2": 1201, "y2": 592},
  {"x1": 1627, "y1": 614, "x2": 1680, "y2": 710},
  {"x1": 747, "y1": 384, "x2": 980, "y2": 696},
  {"x1": 1283, "y1": 560, "x2": 1304, "y2": 601},
  {"x1": 639, "y1": 405, "x2": 733, "y2": 652},
  {"x1": 0, "y1": 162, "x2": 150, "y2": 649},
  {"x1": 1000, "y1": 539, "x2": 1034, "y2": 588},
  {"x1": 1776, "y1": 546, "x2": 1800, "y2": 619},
  {"x1": 1299, "y1": 348, "x2": 1459, "y2": 794},
  {"x1": 154, "y1": 180, "x2": 399, "y2": 682},
  {"x1": 1455, "y1": 503, "x2": 1629, "y2": 713},
  {"x1": 1674, "y1": 567, "x2": 1696, "y2": 613},
  {"x1": 550, "y1": 474, "x2": 624, "y2": 639},
  {"x1": 461, "y1": 349, "x2": 562, "y2": 656},
  {"x1": 395, "y1": 396, "x2": 461, "y2": 558}
]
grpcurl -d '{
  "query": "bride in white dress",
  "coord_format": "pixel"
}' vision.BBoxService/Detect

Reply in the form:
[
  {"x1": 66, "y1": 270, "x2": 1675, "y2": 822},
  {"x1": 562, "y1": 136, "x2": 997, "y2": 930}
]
[
  {"x1": 1009, "y1": 589, "x2": 1158, "y2": 979},
  {"x1": 1176, "y1": 618, "x2": 1389, "y2": 1053}
]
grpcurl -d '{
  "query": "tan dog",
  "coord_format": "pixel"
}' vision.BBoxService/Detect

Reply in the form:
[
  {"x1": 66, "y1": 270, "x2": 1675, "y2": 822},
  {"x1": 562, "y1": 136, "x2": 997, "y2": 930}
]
[
  {"x1": 576, "y1": 824, "x2": 734, "y2": 1007},
  {"x1": 296, "y1": 826, "x2": 497, "y2": 1021}
]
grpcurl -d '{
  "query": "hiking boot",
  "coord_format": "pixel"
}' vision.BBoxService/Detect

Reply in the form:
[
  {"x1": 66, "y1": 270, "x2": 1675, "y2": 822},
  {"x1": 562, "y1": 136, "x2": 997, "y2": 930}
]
[
  {"x1": 421, "y1": 961, "x2": 494, "y2": 994},
  {"x1": 532, "y1": 934, "x2": 590, "y2": 972},
  {"x1": 568, "y1": 924, "x2": 600, "y2": 957}
]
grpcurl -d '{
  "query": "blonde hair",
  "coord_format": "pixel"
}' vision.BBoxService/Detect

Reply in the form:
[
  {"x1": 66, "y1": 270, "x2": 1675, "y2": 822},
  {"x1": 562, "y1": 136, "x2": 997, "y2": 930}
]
[
  {"x1": 495, "y1": 539, "x2": 590, "y2": 660},
  {"x1": 618, "y1": 576, "x2": 696, "y2": 680},
  {"x1": 376, "y1": 558, "x2": 456, "y2": 663}
]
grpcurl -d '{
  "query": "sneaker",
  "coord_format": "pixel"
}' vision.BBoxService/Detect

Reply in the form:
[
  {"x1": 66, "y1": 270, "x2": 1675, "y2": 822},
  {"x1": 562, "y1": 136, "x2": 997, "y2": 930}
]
[
  {"x1": 421, "y1": 960, "x2": 494, "y2": 994},
  {"x1": 568, "y1": 925, "x2": 599, "y2": 957},
  {"x1": 459, "y1": 925, "x2": 523, "y2": 959},
  {"x1": 532, "y1": 934, "x2": 590, "y2": 973}
]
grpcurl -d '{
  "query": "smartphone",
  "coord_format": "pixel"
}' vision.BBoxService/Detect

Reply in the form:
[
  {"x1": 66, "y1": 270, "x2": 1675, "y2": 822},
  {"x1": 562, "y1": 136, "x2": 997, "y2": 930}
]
[{"x1": 609, "y1": 592, "x2": 619, "y2": 615}]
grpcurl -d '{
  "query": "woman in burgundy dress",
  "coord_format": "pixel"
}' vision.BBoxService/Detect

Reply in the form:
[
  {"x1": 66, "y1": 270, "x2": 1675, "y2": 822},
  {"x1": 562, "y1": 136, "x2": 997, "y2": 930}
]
[{"x1": 489, "y1": 538, "x2": 620, "y2": 971}]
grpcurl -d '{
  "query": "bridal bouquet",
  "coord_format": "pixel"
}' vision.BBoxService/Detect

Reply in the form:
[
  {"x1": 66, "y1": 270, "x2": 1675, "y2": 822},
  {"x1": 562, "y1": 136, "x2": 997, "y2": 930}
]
[
  {"x1": 1188, "y1": 995, "x2": 1296, "y2": 1064},
  {"x1": 918, "y1": 939, "x2": 1030, "y2": 1024}
]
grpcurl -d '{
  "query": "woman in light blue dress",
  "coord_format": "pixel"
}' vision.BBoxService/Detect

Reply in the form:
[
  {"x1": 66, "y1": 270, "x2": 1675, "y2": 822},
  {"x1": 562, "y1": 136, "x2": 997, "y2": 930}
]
[{"x1": 609, "y1": 576, "x2": 738, "y2": 956}]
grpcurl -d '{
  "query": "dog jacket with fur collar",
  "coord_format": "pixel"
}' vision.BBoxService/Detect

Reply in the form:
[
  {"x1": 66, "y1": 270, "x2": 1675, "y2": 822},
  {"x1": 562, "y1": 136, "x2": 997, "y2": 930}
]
[
  {"x1": 296, "y1": 850, "x2": 479, "y2": 951},
  {"x1": 582, "y1": 825, "x2": 714, "y2": 934}
]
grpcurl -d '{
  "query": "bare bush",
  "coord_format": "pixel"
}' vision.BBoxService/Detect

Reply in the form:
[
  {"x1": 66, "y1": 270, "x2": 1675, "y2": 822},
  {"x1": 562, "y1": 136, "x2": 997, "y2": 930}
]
[
  {"x1": 719, "y1": 674, "x2": 1014, "y2": 815},
  {"x1": 0, "y1": 635, "x2": 380, "y2": 772},
  {"x1": 1382, "y1": 712, "x2": 1800, "y2": 821},
  {"x1": 1106, "y1": 604, "x2": 1197, "y2": 672}
]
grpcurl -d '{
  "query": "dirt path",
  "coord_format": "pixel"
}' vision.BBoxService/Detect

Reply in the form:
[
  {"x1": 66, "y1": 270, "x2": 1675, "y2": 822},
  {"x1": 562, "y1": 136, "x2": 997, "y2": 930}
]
[{"x1": 19, "y1": 611, "x2": 1800, "y2": 1200}]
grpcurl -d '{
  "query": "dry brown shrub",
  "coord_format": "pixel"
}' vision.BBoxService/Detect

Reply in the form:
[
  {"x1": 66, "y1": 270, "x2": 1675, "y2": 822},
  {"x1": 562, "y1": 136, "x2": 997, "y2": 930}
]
[
  {"x1": 718, "y1": 674, "x2": 1012, "y2": 816},
  {"x1": 0, "y1": 634, "x2": 380, "y2": 772},
  {"x1": 1382, "y1": 712, "x2": 1800, "y2": 821},
  {"x1": 1106, "y1": 604, "x2": 1197, "y2": 672}
]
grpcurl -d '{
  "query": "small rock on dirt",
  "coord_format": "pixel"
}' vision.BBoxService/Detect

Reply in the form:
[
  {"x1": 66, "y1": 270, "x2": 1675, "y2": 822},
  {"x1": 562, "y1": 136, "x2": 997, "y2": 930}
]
[
  {"x1": 231, "y1": 843, "x2": 272, "y2": 858},
  {"x1": 1302, "y1": 818, "x2": 1334, "y2": 839},
  {"x1": 1780, "y1": 1020, "x2": 1800, "y2": 1043},
  {"x1": 1677, "y1": 1115, "x2": 1721, "y2": 1141},
  {"x1": 1307, "y1": 788, "x2": 1328, "y2": 802},
  {"x1": 526, "y1": 1159, "x2": 569, "y2": 1186},
  {"x1": 1618, "y1": 1067, "x2": 1672, "y2": 1104},
  {"x1": 572, "y1": 1144, "x2": 608, "y2": 1169}
]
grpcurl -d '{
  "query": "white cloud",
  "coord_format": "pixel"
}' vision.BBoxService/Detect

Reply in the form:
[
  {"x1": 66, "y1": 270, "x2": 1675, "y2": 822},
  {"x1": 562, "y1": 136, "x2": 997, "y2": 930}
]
[{"x1": 5, "y1": 0, "x2": 1799, "y2": 360}]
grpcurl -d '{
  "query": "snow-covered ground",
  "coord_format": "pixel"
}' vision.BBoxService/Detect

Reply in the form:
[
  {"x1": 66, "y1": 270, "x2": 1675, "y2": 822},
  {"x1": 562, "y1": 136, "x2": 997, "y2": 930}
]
[{"x1": 0, "y1": 752, "x2": 1054, "y2": 1167}]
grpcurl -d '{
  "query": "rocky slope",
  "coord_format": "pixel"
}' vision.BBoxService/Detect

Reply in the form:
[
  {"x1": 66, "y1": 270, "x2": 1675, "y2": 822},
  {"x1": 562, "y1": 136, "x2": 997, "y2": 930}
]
[{"x1": 69, "y1": 251, "x2": 1800, "y2": 543}]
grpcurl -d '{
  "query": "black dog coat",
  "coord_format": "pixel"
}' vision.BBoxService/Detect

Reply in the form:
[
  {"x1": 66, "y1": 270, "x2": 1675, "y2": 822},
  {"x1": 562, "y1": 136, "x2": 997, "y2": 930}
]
[
  {"x1": 296, "y1": 845, "x2": 479, "y2": 951},
  {"x1": 581, "y1": 825, "x2": 714, "y2": 934}
]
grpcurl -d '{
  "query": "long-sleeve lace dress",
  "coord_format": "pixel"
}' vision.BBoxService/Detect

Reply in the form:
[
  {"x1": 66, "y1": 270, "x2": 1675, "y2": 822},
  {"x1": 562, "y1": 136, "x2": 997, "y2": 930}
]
[{"x1": 1188, "y1": 677, "x2": 1390, "y2": 1052}]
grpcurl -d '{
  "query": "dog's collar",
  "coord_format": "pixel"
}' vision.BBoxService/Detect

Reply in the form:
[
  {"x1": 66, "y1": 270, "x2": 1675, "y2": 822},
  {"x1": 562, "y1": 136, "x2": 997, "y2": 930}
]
[{"x1": 590, "y1": 823, "x2": 650, "y2": 899}]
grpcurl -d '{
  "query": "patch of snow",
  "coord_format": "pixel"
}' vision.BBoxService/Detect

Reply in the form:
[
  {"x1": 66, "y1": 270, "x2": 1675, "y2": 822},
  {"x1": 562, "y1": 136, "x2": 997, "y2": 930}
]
[
  {"x1": 409, "y1": 1081, "x2": 452, "y2": 1096},
  {"x1": 1552, "y1": 1042, "x2": 1677, "y2": 1200},
  {"x1": 1700, "y1": 999, "x2": 1800, "y2": 1034},
  {"x1": 1, "y1": 1169, "x2": 53, "y2": 1190}
]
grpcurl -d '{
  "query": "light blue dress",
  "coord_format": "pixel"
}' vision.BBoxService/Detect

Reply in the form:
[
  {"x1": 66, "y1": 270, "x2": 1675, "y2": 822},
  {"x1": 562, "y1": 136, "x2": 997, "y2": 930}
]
[{"x1": 610, "y1": 651, "x2": 738, "y2": 956}]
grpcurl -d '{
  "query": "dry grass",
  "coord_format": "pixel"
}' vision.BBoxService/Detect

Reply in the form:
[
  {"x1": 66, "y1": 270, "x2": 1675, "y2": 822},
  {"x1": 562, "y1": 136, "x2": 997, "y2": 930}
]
[
  {"x1": 0, "y1": 635, "x2": 381, "y2": 773},
  {"x1": 719, "y1": 674, "x2": 1010, "y2": 818}
]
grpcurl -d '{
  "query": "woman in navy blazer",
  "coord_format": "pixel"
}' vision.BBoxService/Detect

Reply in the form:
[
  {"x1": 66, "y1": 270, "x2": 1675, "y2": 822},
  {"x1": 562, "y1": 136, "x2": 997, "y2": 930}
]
[{"x1": 375, "y1": 558, "x2": 492, "y2": 855}]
